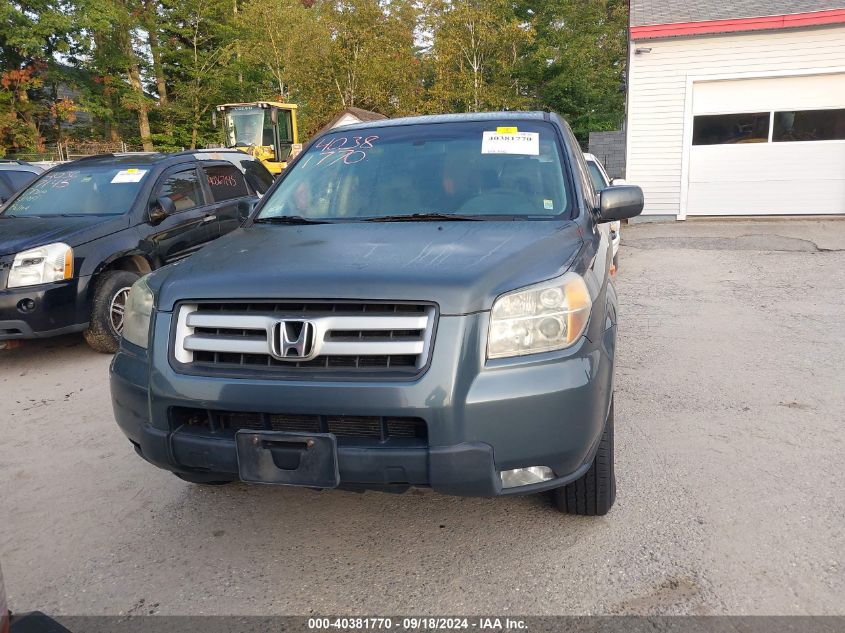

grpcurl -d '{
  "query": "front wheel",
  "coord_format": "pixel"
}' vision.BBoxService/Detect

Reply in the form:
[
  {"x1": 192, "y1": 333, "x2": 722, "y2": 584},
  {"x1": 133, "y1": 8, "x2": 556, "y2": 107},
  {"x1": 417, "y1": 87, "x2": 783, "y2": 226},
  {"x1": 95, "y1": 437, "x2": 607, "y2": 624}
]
[
  {"x1": 553, "y1": 398, "x2": 616, "y2": 515},
  {"x1": 83, "y1": 270, "x2": 139, "y2": 353}
]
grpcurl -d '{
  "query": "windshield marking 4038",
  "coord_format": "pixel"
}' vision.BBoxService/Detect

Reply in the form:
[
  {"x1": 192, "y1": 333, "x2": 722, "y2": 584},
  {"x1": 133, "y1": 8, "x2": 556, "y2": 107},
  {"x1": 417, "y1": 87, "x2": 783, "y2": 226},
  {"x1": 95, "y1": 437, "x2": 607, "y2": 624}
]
[{"x1": 300, "y1": 135, "x2": 381, "y2": 169}]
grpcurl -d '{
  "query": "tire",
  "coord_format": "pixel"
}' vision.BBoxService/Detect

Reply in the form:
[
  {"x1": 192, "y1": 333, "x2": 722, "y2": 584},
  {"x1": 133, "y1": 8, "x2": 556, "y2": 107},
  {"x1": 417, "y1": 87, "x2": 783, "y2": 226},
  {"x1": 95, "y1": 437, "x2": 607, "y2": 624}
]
[
  {"x1": 174, "y1": 473, "x2": 233, "y2": 486},
  {"x1": 553, "y1": 399, "x2": 616, "y2": 516},
  {"x1": 612, "y1": 251, "x2": 619, "y2": 271},
  {"x1": 83, "y1": 270, "x2": 140, "y2": 353}
]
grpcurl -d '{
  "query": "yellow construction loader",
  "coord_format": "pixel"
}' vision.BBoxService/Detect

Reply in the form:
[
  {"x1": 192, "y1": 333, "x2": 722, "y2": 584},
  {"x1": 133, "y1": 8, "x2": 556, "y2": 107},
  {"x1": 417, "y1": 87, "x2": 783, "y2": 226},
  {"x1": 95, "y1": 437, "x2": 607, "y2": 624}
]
[{"x1": 213, "y1": 101, "x2": 301, "y2": 175}]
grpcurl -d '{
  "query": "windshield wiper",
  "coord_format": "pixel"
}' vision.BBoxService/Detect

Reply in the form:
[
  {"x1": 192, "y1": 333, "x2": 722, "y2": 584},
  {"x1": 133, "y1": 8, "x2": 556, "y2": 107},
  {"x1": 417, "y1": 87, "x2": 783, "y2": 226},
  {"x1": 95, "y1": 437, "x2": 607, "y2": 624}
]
[
  {"x1": 253, "y1": 215, "x2": 332, "y2": 225},
  {"x1": 365, "y1": 212, "x2": 482, "y2": 222}
]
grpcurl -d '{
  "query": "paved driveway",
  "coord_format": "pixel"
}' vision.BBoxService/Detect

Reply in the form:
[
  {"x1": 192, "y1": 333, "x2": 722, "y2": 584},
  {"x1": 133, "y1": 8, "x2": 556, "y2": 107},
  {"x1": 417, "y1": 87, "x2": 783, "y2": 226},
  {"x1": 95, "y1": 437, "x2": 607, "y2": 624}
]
[{"x1": 1, "y1": 219, "x2": 843, "y2": 616}]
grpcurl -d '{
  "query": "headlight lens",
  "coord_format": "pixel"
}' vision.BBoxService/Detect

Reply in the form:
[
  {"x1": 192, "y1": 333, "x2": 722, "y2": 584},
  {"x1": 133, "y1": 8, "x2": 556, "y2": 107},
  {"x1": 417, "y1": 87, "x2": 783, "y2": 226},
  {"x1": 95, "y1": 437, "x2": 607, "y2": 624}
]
[
  {"x1": 487, "y1": 272, "x2": 592, "y2": 359},
  {"x1": 122, "y1": 276, "x2": 154, "y2": 349},
  {"x1": 7, "y1": 242, "x2": 73, "y2": 288}
]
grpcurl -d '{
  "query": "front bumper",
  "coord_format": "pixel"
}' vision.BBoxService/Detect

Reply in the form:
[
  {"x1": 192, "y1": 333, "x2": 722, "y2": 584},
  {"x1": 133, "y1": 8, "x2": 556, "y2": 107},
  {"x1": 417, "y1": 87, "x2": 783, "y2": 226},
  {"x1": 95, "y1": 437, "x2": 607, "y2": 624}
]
[
  {"x1": 111, "y1": 311, "x2": 616, "y2": 497},
  {"x1": 0, "y1": 276, "x2": 90, "y2": 340}
]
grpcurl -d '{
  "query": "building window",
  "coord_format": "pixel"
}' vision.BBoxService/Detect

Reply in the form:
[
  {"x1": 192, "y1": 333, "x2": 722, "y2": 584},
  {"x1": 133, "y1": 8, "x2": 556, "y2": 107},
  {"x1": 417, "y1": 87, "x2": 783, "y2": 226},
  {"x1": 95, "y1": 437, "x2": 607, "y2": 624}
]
[
  {"x1": 773, "y1": 109, "x2": 845, "y2": 142},
  {"x1": 692, "y1": 113, "x2": 770, "y2": 145}
]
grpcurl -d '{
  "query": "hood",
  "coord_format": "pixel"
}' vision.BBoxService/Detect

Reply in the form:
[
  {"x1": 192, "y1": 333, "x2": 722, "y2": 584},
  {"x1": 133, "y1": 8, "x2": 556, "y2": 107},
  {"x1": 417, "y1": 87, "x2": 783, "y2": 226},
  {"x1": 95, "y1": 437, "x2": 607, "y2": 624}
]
[
  {"x1": 0, "y1": 215, "x2": 130, "y2": 257},
  {"x1": 152, "y1": 221, "x2": 583, "y2": 315}
]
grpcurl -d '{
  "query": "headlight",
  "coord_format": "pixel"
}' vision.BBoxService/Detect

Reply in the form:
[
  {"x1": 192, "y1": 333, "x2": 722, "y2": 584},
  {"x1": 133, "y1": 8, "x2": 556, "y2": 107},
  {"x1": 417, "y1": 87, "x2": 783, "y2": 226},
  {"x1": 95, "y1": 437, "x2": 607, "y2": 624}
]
[
  {"x1": 7, "y1": 242, "x2": 73, "y2": 288},
  {"x1": 122, "y1": 276, "x2": 154, "y2": 349},
  {"x1": 487, "y1": 272, "x2": 592, "y2": 359}
]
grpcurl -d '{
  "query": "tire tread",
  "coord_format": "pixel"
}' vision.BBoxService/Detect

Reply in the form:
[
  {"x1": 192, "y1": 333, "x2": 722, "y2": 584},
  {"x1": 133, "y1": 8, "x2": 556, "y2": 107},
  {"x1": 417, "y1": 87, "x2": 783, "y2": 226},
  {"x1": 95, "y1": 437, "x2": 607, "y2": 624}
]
[{"x1": 554, "y1": 399, "x2": 616, "y2": 516}]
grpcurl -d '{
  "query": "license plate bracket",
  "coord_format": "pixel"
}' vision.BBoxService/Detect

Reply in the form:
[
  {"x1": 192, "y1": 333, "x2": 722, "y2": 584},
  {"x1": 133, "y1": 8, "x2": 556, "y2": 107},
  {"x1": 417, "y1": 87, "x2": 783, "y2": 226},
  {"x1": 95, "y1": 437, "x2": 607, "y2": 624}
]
[{"x1": 236, "y1": 430, "x2": 340, "y2": 488}]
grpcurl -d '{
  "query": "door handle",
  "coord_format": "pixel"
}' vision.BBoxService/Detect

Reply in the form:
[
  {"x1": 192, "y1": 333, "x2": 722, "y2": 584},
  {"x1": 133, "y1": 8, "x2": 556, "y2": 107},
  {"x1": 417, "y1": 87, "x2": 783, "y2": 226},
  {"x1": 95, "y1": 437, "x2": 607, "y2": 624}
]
[{"x1": 202, "y1": 214, "x2": 217, "y2": 223}]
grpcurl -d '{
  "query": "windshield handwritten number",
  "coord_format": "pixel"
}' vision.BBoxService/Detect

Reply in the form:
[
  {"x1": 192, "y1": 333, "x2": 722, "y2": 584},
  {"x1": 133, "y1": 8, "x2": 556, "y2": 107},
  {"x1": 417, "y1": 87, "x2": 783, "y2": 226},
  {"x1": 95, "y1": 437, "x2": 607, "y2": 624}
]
[
  {"x1": 315, "y1": 150, "x2": 338, "y2": 166},
  {"x1": 304, "y1": 135, "x2": 379, "y2": 168},
  {"x1": 342, "y1": 150, "x2": 366, "y2": 164}
]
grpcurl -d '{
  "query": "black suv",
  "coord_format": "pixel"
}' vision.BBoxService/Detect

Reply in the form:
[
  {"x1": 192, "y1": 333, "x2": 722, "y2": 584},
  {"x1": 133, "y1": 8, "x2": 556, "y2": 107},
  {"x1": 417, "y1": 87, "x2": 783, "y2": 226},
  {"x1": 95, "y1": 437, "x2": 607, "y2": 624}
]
[{"x1": 0, "y1": 150, "x2": 272, "y2": 352}]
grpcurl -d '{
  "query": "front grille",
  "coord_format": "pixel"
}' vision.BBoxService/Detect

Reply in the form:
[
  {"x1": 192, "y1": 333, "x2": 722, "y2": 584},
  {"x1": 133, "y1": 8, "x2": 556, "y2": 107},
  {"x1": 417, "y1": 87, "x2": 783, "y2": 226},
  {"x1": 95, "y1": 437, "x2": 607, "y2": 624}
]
[
  {"x1": 171, "y1": 301, "x2": 436, "y2": 379},
  {"x1": 171, "y1": 407, "x2": 427, "y2": 444}
]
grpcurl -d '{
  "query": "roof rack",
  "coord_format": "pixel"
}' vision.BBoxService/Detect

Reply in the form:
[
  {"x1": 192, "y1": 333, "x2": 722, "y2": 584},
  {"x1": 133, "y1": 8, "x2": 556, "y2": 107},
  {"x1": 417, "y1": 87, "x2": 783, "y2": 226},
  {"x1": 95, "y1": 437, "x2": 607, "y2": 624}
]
[{"x1": 72, "y1": 153, "x2": 117, "y2": 162}]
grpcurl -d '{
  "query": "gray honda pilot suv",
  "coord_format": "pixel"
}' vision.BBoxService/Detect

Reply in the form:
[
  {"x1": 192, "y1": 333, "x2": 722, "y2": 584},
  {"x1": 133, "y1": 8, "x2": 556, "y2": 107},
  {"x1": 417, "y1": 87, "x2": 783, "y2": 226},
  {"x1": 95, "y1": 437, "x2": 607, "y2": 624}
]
[{"x1": 110, "y1": 112, "x2": 644, "y2": 515}]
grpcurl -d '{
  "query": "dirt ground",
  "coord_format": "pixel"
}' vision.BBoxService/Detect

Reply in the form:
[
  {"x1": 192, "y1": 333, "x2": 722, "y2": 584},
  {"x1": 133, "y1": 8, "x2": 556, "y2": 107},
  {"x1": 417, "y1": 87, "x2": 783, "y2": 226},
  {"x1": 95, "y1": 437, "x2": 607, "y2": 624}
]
[{"x1": 1, "y1": 218, "x2": 843, "y2": 616}]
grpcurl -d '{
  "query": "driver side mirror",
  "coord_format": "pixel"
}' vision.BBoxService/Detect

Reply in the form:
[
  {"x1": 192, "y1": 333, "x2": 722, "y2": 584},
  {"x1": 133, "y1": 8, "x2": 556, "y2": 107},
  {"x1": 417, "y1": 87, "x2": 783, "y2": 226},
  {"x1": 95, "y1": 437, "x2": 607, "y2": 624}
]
[
  {"x1": 149, "y1": 196, "x2": 176, "y2": 225},
  {"x1": 237, "y1": 198, "x2": 258, "y2": 223},
  {"x1": 596, "y1": 185, "x2": 644, "y2": 223}
]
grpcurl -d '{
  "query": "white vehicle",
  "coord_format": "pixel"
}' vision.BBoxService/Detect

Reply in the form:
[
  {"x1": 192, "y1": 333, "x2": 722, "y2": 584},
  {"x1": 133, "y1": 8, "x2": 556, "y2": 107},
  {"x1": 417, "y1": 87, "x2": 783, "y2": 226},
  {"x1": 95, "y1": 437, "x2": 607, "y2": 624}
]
[{"x1": 584, "y1": 153, "x2": 624, "y2": 269}]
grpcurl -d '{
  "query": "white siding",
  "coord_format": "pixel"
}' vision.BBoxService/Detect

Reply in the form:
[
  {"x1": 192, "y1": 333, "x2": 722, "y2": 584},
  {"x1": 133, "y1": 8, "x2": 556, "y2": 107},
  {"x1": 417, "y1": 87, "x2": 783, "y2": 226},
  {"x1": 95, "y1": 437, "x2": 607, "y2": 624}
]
[{"x1": 626, "y1": 24, "x2": 845, "y2": 217}]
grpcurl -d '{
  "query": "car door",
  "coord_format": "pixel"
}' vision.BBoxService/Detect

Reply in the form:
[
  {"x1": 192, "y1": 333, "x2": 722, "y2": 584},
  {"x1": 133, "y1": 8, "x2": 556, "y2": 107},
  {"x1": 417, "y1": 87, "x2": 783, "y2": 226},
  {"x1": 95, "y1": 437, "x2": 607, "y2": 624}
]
[
  {"x1": 145, "y1": 164, "x2": 218, "y2": 264},
  {"x1": 201, "y1": 162, "x2": 257, "y2": 235}
]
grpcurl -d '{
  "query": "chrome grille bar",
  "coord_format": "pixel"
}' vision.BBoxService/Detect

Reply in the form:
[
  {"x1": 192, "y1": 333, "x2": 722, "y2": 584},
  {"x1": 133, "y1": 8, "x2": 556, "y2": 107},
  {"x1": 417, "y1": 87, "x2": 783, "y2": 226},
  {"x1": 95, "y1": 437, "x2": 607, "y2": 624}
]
[{"x1": 173, "y1": 302, "x2": 436, "y2": 372}]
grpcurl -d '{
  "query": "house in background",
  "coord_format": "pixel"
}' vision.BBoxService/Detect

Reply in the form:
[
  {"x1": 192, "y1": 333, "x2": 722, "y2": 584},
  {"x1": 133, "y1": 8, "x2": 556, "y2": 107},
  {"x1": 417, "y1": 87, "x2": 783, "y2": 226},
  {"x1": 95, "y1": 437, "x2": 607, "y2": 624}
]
[
  {"x1": 317, "y1": 107, "x2": 387, "y2": 135},
  {"x1": 627, "y1": 1, "x2": 845, "y2": 219}
]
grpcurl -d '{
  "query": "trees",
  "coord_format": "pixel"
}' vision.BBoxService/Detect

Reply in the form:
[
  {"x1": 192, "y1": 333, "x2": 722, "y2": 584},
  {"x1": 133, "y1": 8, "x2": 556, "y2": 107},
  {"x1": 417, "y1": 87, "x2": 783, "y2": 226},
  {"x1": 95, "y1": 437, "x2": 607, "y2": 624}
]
[
  {"x1": 0, "y1": 0, "x2": 630, "y2": 155},
  {"x1": 0, "y1": 0, "x2": 75, "y2": 152},
  {"x1": 423, "y1": 0, "x2": 531, "y2": 113},
  {"x1": 161, "y1": 0, "x2": 235, "y2": 148},
  {"x1": 236, "y1": 0, "x2": 421, "y2": 137},
  {"x1": 517, "y1": 0, "x2": 628, "y2": 143}
]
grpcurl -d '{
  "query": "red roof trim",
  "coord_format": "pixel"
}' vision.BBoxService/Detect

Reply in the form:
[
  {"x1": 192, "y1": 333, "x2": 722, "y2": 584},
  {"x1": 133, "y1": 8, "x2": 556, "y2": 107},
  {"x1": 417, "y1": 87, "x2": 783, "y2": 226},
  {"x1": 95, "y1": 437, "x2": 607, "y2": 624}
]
[{"x1": 631, "y1": 8, "x2": 845, "y2": 40}]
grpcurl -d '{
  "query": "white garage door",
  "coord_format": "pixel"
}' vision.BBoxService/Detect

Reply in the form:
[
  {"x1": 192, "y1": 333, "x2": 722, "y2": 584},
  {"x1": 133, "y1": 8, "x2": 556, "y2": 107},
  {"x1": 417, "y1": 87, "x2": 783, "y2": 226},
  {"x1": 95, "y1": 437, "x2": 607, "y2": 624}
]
[{"x1": 687, "y1": 73, "x2": 845, "y2": 216}]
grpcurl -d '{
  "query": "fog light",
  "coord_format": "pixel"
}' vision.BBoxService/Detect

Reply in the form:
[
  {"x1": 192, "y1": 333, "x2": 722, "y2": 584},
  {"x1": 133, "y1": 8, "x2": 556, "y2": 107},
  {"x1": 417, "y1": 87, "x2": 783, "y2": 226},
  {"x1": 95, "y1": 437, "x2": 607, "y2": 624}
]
[
  {"x1": 500, "y1": 466, "x2": 555, "y2": 488},
  {"x1": 17, "y1": 298, "x2": 36, "y2": 313}
]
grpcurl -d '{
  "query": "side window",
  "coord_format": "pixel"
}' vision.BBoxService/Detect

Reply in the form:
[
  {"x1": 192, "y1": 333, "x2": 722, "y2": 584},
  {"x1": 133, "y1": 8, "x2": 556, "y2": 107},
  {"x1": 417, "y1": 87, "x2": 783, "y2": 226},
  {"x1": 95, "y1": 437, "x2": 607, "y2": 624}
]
[
  {"x1": 6, "y1": 170, "x2": 39, "y2": 192},
  {"x1": 0, "y1": 176, "x2": 12, "y2": 201},
  {"x1": 155, "y1": 169, "x2": 204, "y2": 212},
  {"x1": 586, "y1": 162, "x2": 608, "y2": 193},
  {"x1": 205, "y1": 164, "x2": 250, "y2": 201},
  {"x1": 241, "y1": 160, "x2": 274, "y2": 194}
]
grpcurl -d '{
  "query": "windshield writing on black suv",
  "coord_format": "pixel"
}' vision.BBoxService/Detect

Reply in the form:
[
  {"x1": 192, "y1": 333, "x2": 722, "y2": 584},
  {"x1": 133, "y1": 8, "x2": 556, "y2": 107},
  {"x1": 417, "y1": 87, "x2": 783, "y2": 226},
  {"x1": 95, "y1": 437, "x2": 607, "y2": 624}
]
[
  {"x1": 1, "y1": 166, "x2": 149, "y2": 217},
  {"x1": 256, "y1": 121, "x2": 571, "y2": 221}
]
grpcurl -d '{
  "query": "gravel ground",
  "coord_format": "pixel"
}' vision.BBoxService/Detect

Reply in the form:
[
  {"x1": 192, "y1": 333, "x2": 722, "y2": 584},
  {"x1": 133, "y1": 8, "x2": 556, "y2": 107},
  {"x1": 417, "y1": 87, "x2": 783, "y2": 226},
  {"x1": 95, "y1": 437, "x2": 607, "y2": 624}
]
[{"x1": 1, "y1": 218, "x2": 843, "y2": 616}]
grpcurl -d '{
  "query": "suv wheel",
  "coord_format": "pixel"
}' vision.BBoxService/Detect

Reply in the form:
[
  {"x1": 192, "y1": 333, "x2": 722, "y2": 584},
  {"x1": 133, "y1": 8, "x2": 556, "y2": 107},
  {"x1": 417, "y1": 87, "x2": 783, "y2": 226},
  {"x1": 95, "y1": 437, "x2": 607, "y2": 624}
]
[
  {"x1": 83, "y1": 270, "x2": 140, "y2": 353},
  {"x1": 553, "y1": 398, "x2": 616, "y2": 515}
]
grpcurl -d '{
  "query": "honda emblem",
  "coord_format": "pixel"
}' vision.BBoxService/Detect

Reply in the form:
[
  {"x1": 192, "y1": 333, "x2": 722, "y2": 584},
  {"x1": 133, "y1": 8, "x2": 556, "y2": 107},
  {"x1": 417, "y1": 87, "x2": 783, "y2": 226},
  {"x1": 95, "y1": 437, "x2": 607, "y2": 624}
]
[{"x1": 271, "y1": 320, "x2": 316, "y2": 360}]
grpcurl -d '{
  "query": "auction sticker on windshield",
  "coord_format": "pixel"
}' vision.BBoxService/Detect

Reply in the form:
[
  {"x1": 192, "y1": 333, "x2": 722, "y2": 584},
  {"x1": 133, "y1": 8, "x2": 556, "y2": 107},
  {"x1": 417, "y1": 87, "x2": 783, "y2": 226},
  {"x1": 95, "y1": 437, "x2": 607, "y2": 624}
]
[
  {"x1": 111, "y1": 169, "x2": 148, "y2": 184},
  {"x1": 481, "y1": 130, "x2": 539, "y2": 155}
]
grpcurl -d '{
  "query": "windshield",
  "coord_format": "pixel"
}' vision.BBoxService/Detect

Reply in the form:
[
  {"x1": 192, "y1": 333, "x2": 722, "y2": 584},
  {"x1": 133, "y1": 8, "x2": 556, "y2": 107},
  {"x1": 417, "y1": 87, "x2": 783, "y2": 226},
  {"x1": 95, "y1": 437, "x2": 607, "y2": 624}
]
[
  {"x1": 1, "y1": 166, "x2": 148, "y2": 217},
  {"x1": 257, "y1": 120, "x2": 571, "y2": 221},
  {"x1": 224, "y1": 107, "x2": 267, "y2": 147}
]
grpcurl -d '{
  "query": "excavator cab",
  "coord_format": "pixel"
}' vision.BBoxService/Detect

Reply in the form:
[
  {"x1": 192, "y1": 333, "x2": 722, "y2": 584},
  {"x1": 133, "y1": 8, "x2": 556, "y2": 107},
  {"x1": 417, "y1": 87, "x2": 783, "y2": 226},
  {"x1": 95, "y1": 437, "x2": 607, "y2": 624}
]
[{"x1": 214, "y1": 102, "x2": 300, "y2": 175}]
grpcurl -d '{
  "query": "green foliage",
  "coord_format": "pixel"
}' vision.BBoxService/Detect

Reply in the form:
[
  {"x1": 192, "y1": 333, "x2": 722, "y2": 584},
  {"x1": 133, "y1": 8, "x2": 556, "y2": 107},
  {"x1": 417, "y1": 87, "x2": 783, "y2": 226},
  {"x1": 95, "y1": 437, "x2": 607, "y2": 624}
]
[
  {"x1": 422, "y1": 0, "x2": 532, "y2": 113},
  {"x1": 0, "y1": 0, "x2": 629, "y2": 154},
  {"x1": 517, "y1": 0, "x2": 628, "y2": 144}
]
